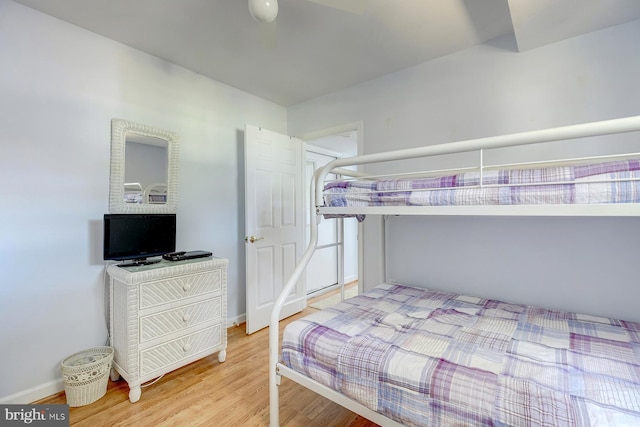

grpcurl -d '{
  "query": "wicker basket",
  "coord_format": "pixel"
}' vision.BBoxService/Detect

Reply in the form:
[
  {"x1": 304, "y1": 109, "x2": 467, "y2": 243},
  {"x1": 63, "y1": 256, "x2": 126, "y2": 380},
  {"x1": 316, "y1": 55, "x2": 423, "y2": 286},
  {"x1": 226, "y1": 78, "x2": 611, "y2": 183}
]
[{"x1": 61, "y1": 346, "x2": 114, "y2": 407}]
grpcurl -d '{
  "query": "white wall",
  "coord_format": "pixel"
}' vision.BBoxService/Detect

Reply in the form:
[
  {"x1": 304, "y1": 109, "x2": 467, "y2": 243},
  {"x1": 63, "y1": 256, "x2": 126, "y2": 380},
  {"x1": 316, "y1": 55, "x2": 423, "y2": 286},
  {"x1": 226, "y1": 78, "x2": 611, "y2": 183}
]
[
  {"x1": 288, "y1": 20, "x2": 640, "y2": 321},
  {"x1": 0, "y1": 0, "x2": 286, "y2": 403}
]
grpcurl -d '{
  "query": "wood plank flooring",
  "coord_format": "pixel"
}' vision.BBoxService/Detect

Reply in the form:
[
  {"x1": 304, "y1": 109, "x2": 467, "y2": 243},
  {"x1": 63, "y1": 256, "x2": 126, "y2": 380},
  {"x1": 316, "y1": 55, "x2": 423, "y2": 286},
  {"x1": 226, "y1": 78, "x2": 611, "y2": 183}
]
[{"x1": 37, "y1": 287, "x2": 379, "y2": 427}]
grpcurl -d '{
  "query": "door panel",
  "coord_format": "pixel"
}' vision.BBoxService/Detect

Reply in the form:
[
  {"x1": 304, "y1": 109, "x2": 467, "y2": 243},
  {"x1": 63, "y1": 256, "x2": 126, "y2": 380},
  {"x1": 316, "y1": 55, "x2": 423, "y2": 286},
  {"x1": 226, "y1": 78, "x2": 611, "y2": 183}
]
[
  {"x1": 256, "y1": 246, "x2": 275, "y2": 307},
  {"x1": 281, "y1": 173, "x2": 296, "y2": 226},
  {"x1": 306, "y1": 246, "x2": 338, "y2": 294},
  {"x1": 245, "y1": 125, "x2": 305, "y2": 334}
]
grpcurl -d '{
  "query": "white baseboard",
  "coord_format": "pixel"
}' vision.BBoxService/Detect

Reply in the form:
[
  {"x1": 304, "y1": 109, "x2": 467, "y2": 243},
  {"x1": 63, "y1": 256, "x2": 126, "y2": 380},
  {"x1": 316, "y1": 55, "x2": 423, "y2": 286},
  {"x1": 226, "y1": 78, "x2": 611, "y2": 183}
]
[
  {"x1": 0, "y1": 379, "x2": 64, "y2": 404},
  {"x1": 227, "y1": 313, "x2": 246, "y2": 328}
]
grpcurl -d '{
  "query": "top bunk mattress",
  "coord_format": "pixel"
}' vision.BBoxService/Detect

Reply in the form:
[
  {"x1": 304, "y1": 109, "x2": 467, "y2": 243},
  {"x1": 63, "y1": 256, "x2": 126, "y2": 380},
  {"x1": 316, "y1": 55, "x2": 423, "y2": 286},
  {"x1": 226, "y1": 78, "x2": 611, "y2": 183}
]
[
  {"x1": 323, "y1": 159, "x2": 640, "y2": 208},
  {"x1": 281, "y1": 283, "x2": 640, "y2": 426}
]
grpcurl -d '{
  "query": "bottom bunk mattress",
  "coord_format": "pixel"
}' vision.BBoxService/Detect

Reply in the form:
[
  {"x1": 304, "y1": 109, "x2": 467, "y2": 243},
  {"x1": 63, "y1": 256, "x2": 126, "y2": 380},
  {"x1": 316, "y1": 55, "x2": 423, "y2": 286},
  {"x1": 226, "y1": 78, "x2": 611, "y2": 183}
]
[{"x1": 281, "y1": 283, "x2": 640, "y2": 426}]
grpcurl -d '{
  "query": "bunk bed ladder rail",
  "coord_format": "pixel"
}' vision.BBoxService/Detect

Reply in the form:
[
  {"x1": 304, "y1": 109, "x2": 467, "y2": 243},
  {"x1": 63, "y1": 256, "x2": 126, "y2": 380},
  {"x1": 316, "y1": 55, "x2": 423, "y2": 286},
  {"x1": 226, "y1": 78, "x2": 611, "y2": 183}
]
[
  {"x1": 480, "y1": 148, "x2": 484, "y2": 188},
  {"x1": 269, "y1": 166, "x2": 369, "y2": 426},
  {"x1": 268, "y1": 167, "x2": 322, "y2": 427}
]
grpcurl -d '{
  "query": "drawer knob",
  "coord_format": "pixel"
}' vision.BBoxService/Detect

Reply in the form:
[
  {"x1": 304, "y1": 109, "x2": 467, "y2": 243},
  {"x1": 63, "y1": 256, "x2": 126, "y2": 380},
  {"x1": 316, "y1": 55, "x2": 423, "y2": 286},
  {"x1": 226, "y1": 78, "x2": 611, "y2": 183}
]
[
  {"x1": 183, "y1": 284, "x2": 192, "y2": 292},
  {"x1": 183, "y1": 343, "x2": 191, "y2": 352},
  {"x1": 182, "y1": 314, "x2": 191, "y2": 322}
]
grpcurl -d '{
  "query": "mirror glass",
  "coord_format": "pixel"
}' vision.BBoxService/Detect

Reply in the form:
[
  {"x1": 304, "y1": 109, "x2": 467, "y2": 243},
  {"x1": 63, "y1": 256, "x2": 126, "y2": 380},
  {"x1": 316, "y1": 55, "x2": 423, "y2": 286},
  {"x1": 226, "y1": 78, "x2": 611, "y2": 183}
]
[
  {"x1": 124, "y1": 134, "x2": 168, "y2": 204},
  {"x1": 109, "y1": 119, "x2": 179, "y2": 214}
]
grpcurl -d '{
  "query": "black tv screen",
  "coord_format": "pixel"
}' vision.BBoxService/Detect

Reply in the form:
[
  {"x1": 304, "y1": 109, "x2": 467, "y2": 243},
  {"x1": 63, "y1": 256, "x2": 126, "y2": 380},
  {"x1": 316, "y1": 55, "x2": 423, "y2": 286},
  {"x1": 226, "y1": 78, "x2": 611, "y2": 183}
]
[{"x1": 103, "y1": 214, "x2": 176, "y2": 262}]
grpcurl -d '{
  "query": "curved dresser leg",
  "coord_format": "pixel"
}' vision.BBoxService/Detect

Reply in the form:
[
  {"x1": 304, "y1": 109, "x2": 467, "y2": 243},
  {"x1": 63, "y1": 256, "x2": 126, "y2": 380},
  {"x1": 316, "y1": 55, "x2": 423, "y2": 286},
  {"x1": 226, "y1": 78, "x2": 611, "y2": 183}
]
[
  {"x1": 218, "y1": 349, "x2": 227, "y2": 363},
  {"x1": 110, "y1": 367, "x2": 120, "y2": 381},
  {"x1": 129, "y1": 385, "x2": 141, "y2": 403}
]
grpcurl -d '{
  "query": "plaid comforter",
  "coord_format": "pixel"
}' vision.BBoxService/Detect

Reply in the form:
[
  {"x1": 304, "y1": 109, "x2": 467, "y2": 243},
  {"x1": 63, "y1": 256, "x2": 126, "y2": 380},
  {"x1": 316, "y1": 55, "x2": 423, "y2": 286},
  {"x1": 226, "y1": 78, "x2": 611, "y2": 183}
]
[
  {"x1": 324, "y1": 160, "x2": 640, "y2": 208},
  {"x1": 282, "y1": 283, "x2": 640, "y2": 426}
]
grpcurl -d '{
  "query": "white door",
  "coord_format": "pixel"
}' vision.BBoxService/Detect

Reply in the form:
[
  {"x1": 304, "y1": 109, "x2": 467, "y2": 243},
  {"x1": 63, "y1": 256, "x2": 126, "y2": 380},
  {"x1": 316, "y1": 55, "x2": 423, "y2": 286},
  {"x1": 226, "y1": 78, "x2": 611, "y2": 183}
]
[
  {"x1": 305, "y1": 151, "x2": 339, "y2": 294},
  {"x1": 244, "y1": 125, "x2": 306, "y2": 334}
]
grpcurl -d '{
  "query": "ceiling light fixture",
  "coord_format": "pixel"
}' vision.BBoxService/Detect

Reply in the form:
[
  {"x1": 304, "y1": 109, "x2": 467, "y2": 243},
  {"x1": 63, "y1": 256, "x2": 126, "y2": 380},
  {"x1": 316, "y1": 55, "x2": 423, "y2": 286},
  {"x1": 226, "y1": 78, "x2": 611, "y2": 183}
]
[{"x1": 248, "y1": 0, "x2": 279, "y2": 24}]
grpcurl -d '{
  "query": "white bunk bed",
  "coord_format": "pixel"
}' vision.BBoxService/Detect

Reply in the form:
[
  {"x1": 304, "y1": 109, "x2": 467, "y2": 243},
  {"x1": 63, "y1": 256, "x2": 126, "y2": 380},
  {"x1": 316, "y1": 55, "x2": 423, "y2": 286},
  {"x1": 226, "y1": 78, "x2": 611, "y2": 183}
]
[
  {"x1": 123, "y1": 182, "x2": 168, "y2": 204},
  {"x1": 143, "y1": 182, "x2": 168, "y2": 204},
  {"x1": 269, "y1": 116, "x2": 640, "y2": 426}
]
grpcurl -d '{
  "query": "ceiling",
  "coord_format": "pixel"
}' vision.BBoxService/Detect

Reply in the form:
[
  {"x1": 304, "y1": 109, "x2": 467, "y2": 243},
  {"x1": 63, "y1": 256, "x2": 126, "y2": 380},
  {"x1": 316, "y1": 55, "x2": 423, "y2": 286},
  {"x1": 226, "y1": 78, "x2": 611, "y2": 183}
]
[{"x1": 12, "y1": 0, "x2": 640, "y2": 106}]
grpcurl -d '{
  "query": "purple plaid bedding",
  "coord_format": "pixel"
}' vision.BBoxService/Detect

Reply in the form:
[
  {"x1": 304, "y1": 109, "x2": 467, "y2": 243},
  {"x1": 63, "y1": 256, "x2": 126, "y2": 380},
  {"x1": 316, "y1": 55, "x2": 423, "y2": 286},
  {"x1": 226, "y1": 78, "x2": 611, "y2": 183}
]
[
  {"x1": 282, "y1": 283, "x2": 640, "y2": 426},
  {"x1": 323, "y1": 160, "x2": 640, "y2": 208}
]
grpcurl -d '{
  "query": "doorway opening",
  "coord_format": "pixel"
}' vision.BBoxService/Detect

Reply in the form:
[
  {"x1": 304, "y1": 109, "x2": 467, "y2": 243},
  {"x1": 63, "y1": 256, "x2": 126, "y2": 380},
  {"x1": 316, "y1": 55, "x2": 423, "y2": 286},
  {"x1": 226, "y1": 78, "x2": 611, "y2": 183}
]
[{"x1": 304, "y1": 125, "x2": 360, "y2": 299}]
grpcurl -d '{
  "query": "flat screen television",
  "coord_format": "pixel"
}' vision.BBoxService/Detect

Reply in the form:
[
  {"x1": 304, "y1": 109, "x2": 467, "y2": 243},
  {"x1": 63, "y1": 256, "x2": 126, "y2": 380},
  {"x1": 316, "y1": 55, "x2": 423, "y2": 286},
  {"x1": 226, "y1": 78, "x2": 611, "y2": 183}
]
[{"x1": 103, "y1": 213, "x2": 176, "y2": 266}]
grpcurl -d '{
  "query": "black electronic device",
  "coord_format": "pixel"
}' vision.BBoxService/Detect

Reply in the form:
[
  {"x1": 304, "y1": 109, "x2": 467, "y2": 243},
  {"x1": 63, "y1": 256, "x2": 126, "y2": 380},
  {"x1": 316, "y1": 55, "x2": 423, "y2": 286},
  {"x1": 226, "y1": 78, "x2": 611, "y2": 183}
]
[
  {"x1": 116, "y1": 259, "x2": 162, "y2": 268},
  {"x1": 163, "y1": 250, "x2": 212, "y2": 261},
  {"x1": 103, "y1": 213, "x2": 176, "y2": 267},
  {"x1": 162, "y1": 251, "x2": 186, "y2": 260}
]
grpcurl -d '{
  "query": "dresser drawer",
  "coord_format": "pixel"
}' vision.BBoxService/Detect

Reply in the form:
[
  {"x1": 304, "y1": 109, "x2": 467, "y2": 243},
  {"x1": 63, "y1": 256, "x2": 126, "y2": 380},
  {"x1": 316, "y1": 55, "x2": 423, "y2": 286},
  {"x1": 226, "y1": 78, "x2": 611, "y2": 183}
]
[
  {"x1": 140, "y1": 324, "x2": 223, "y2": 377},
  {"x1": 140, "y1": 269, "x2": 221, "y2": 309},
  {"x1": 139, "y1": 297, "x2": 221, "y2": 343}
]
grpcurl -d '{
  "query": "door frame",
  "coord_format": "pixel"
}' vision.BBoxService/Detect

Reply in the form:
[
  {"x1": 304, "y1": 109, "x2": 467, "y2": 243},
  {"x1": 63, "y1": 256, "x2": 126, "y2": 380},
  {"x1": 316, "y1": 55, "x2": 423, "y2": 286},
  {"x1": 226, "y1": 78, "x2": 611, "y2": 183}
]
[
  {"x1": 305, "y1": 145, "x2": 341, "y2": 296},
  {"x1": 300, "y1": 121, "x2": 363, "y2": 294}
]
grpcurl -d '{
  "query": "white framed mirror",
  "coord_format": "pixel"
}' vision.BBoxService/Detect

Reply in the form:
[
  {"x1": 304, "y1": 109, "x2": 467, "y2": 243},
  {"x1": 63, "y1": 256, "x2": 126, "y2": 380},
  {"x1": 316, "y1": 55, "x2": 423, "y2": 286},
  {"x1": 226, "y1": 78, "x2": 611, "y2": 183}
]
[{"x1": 109, "y1": 119, "x2": 179, "y2": 214}]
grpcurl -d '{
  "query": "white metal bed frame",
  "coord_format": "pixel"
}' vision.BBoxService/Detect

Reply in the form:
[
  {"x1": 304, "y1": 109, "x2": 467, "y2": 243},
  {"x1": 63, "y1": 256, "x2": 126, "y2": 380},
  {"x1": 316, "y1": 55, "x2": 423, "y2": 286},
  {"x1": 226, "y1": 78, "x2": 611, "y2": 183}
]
[
  {"x1": 268, "y1": 115, "x2": 640, "y2": 426},
  {"x1": 143, "y1": 182, "x2": 168, "y2": 204}
]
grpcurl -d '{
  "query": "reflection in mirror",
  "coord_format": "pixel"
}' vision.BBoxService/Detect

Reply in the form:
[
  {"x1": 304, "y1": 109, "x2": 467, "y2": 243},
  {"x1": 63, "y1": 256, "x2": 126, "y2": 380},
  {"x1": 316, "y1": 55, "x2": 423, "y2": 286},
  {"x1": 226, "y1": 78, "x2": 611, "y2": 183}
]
[
  {"x1": 109, "y1": 119, "x2": 179, "y2": 214},
  {"x1": 124, "y1": 134, "x2": 168, "y2": 204}
]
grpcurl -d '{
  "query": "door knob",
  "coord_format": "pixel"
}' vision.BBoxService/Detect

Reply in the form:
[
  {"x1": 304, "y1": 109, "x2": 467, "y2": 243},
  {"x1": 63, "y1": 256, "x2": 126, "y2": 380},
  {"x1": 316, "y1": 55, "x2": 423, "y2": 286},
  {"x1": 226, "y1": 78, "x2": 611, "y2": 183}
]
[{"x1": 245, "y1": 235, "x2": 264, "y2": 243}]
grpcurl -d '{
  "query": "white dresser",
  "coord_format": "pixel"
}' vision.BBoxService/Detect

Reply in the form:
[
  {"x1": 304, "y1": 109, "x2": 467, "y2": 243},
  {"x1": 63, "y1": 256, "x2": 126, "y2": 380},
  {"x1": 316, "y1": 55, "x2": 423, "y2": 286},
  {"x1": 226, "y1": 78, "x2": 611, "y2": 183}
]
[{"x1": 107, "y1": 256, "x2": 228, "y2": 403}]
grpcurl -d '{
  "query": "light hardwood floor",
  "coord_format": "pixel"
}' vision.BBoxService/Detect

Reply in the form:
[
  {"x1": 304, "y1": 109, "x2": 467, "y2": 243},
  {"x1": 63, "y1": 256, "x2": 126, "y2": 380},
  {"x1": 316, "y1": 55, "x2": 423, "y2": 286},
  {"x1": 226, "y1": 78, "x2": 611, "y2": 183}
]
[{"x1": 37, "y1": 285, "x2": 378, "y2": 427}]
